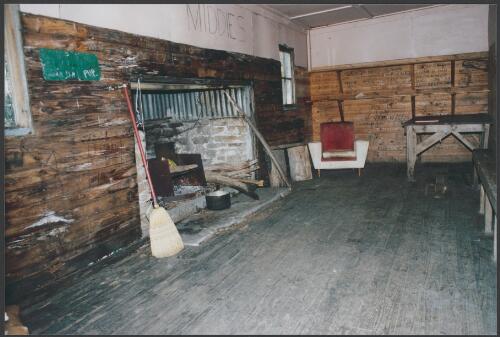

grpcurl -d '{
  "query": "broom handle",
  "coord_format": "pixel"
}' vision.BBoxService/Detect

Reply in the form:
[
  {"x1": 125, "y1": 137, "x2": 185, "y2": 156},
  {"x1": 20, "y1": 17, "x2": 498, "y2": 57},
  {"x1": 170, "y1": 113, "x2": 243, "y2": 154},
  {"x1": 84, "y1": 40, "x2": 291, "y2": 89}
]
[{"x1": 123, "y1": 86, "x2": 159, "y2": 207}]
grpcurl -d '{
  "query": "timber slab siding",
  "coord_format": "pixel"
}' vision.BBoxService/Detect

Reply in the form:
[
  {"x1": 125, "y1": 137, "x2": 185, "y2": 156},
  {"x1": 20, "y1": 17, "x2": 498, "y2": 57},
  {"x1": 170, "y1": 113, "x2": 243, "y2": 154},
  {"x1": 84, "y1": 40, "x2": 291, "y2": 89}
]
[
  {"x1": 5, "y1": 13, "x2": 309, "y2": 304},
  {"x1": 309, "y1": 53, "x2": 489, "y2": 162}
]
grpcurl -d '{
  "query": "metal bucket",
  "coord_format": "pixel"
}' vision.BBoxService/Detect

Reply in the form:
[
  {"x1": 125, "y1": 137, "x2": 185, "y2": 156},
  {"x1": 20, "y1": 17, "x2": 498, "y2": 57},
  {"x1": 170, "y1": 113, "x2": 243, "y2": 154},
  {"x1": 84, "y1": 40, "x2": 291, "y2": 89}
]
[{"x1": 206, "y1": 190, "x2": 231, "y2": 210}]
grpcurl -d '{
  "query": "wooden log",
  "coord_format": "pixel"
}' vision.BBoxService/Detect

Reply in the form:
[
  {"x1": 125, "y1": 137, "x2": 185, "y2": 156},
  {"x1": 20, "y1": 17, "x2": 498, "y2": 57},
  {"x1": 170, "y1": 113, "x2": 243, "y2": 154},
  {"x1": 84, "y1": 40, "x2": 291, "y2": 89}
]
[
  {"x1": 205, "y1": 173, "x2": 259, "y2": 200},
  {"x1": 239, "y1": 179, "x2": 264, "y2": 187},
  {"x1": 204, "y1": 160, "x2": 259, "y2": 172}
]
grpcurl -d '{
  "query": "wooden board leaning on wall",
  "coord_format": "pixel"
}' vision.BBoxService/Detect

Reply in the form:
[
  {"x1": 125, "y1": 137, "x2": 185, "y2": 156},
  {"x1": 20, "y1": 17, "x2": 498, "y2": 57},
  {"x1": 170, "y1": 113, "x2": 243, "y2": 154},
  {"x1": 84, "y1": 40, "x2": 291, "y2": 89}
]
[{"x1": 309, "y1": 52, "x2": 489, "y2": 162}]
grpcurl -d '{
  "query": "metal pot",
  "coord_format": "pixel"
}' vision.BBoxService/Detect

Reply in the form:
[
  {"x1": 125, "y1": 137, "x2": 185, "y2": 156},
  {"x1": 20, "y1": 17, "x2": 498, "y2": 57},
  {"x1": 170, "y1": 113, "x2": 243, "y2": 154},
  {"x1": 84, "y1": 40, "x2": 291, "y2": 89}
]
[{"x1": 206, "y1": 190, "x2": 231, "y2": 210}]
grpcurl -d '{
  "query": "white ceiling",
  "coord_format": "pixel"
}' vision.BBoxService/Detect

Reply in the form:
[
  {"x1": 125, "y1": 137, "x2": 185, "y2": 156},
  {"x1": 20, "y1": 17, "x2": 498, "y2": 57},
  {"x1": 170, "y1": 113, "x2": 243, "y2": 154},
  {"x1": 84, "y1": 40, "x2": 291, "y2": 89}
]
[{"x1": 265, "y1": 4, "x2": 437, "y2": 28}]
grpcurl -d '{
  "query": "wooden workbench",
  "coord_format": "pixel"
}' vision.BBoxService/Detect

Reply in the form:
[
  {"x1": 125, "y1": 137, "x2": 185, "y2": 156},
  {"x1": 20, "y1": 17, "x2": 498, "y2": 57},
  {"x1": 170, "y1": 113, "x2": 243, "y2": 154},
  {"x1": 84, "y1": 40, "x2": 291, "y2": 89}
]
[
  {"x1": 472, "y1": 149, "x2": 497, "y2": 261},
  {"x1": 402, "y1": 113, "x2": 492, "y2": 181}
]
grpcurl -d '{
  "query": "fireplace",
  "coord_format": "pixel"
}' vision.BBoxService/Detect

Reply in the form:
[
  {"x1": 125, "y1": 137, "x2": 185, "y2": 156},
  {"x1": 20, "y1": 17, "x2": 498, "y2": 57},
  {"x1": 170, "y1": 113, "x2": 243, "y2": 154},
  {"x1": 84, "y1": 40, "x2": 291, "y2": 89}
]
[{"x1": 130, "y1": 77, "x2": 257, "y2": 236}]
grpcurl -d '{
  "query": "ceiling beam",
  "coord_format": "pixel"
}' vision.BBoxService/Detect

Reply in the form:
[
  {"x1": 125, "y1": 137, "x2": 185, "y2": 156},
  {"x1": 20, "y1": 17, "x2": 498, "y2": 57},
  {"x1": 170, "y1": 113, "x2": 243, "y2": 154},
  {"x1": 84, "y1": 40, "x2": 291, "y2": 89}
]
[
  {"x1": 356, "y1": 5, "x2": 373, "y2": 19},
  {"x1": 289, "y1": 5, "x2": 353, "y2": 20}
]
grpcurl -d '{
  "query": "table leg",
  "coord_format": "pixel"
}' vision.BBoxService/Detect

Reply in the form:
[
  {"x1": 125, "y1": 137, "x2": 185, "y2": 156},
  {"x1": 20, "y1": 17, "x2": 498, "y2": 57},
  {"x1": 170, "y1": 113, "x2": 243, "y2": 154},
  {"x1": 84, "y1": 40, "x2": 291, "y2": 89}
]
[
  {"x1": 480, "y1": 124, "x2": 490, "y2": 149},
  {"x1": 479, "y1": 185, "x2": 485, "y2": 215},
  {"x1": 485, "y1": 198, "x2": 493, "y2": 234},
  {"x1": 406, "y1": 126, "x2": 417, "y2": 182},
  {"x1": 493, "y1": 215, "x2": 497, "y2": 262}
]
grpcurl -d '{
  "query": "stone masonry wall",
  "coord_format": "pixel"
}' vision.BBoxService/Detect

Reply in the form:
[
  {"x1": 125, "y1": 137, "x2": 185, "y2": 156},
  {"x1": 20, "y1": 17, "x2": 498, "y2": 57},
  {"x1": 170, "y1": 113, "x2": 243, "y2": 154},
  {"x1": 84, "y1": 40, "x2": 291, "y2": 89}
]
[{"x1": 145, "y1": 117, "x2": 255, "y2": 167}]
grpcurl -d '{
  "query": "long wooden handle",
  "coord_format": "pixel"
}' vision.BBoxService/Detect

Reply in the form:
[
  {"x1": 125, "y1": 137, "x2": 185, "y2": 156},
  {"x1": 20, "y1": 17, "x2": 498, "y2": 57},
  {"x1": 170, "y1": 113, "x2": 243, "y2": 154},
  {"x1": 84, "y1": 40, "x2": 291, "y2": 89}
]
[
  {"x1": 223, "y1": 90, "x2": 291, "y2": 188},
  {"x1": 123, "y1": 86, "x2": 159, "y2": 207}
]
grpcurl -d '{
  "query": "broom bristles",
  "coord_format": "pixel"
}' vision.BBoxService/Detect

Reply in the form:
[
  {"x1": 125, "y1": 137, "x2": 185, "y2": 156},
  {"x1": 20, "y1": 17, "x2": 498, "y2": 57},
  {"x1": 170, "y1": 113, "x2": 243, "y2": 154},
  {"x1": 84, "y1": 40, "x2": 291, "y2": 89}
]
[{"x1": 149, "y1": 206, "x2": 184, "y2": 258}]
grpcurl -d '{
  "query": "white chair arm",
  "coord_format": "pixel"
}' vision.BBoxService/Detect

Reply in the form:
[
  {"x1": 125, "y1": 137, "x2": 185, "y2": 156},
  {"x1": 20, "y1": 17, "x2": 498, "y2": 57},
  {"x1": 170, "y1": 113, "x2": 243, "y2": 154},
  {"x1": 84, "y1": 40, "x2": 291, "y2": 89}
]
[
  {"x1": 354, "y1": 140, "x2": 369, "y2": 167},
  {"x1": 307, "y1": 142, "x2": 322, "y2": 169}
]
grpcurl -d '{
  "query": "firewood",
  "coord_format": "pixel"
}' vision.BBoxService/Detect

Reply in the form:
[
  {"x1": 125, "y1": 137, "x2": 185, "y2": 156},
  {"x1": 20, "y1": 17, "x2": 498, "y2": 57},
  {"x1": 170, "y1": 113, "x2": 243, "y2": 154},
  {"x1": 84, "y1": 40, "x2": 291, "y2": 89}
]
[
  {"x1": 169, "y1": 164, "x2": 198, "y2": 174},
  {"x1": 205, "y1": 173, "x2": 259, "y2": 200},
  {"x1": 239, "y1": 178, "x2": 264, "y2": 187}
]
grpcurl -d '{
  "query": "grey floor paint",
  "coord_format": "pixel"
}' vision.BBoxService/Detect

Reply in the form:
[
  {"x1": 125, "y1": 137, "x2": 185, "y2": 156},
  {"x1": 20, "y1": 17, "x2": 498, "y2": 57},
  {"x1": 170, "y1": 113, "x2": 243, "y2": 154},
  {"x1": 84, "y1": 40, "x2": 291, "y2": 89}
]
[{"x1": 21, "y1": 163, "x2": 497, "y2": 335}]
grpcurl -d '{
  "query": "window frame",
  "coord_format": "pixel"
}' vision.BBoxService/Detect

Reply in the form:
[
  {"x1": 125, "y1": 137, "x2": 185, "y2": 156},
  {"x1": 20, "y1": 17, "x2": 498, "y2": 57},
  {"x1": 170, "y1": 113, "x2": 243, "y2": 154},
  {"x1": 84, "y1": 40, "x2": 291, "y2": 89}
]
[
  {"x1": 4, "y1": 4, "x2": 32, "y2": 136},
  {"x1": 279, "y1": 44, "x2": 296, "y2": 108}
]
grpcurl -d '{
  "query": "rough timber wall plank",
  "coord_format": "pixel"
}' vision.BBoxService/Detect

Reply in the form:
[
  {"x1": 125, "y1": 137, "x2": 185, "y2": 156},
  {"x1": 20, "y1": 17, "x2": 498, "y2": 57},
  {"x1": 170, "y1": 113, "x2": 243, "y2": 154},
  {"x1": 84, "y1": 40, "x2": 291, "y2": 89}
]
[
  {"x1": 309, "y1": 54, "x2": 489, "y2": 162},
  {"x1": 5, "y1": 13, "x2": 309, "y2": 304},
  {"x1": 344, "y1": 97, "x2": 411, "y2": 162}
]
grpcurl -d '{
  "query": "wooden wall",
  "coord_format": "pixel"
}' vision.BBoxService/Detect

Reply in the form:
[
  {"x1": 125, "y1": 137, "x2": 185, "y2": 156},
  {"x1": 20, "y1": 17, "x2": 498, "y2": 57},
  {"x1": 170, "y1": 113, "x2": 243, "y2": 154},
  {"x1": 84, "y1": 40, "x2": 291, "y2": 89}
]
[
  {"x1": 310, "y1": 53, "x2": 489, "y2": 162},
  {"x1": 5, "y1": 13, "x2": 309, "y2": 303}
]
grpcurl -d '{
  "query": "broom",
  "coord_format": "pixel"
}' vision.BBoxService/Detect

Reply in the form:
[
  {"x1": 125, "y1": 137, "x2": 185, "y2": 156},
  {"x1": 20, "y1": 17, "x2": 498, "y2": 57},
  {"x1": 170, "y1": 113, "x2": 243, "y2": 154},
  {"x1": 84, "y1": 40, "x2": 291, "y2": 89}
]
[{"x1": 123, "y1": 85, "x2": 184, "y2": 258}]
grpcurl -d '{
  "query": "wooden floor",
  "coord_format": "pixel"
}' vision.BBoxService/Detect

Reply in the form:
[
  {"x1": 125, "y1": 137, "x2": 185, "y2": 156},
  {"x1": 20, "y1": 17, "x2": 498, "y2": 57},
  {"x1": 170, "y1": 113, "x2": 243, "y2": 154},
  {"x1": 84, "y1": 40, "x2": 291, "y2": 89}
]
[{"x1": 22, "y1": 163, "x2": 496, "y2": 335}]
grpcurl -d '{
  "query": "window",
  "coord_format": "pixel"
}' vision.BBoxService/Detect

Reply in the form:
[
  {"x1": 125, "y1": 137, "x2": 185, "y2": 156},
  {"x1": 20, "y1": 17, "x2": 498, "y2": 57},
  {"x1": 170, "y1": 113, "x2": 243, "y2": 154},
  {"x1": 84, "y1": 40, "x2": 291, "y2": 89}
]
[
  {"x1": 4, "y1": 4, "x2": 32, "y2": 135},
  {"x1": 279, "y1": 45, "x2": 295, "y2": 106},
  {"x1": 4, "y1": 61, "x2": 16, "y2": 128}
]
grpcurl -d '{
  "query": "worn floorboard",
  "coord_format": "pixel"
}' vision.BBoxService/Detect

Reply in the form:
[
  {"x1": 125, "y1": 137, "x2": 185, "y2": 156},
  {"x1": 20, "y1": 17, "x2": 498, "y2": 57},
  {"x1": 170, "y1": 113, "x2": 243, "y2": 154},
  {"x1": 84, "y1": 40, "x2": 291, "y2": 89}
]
[{"x1": 21, "y1": 163, "x2": 496, "y2": 335}]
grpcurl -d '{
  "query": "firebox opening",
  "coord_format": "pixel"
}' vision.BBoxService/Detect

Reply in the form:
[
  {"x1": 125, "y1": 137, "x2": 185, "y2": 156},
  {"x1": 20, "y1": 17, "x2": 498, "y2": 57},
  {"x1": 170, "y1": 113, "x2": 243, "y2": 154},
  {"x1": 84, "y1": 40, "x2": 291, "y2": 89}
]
[{"x1": 130, "y1": 78, "x2": 258, "y2": 237}]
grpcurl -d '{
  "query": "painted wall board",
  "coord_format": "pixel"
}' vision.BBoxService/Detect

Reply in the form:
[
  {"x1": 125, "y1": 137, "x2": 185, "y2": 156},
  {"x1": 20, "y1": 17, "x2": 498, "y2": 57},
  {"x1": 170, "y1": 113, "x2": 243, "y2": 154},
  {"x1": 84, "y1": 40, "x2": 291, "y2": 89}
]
[
  {"x1": 19, "y1": 4, "x2": 307, "y2": 67},
  {"x1": 40, "y1": 48, "x2": 101, "y2": 81},
  {"x1": 310, "y1": 5, "x2": 489, "y2": 68}
]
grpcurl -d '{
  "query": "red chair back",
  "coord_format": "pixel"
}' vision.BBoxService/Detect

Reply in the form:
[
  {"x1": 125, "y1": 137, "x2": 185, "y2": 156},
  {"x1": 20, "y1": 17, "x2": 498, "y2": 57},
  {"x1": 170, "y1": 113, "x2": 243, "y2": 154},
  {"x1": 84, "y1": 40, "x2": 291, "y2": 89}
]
[{"x1": 320, "y1": 122, "x2": 355, "y2": 152}]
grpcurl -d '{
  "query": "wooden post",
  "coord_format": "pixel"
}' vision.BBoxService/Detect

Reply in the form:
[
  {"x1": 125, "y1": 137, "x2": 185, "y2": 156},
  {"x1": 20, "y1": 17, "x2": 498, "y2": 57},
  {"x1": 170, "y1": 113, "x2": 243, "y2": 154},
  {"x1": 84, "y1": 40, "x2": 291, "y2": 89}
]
[
  {"x1": 485, "y1": 198, "x2": 493, "y2": 234},
  {"x1": 411, "y1": 64, "x2": 416, "y2": 119},
  {"x1": 337, "y1": 70, "x2": 345, "y2": 122},
  {"x1": 406, "y1": 125, "x2": 417, "y2": 182},
  {"x1": 358, "y1": 168, "x2": 362, "y2": 177},
  {"x1": 451, "y1": 60, "x2": 456, "y2": 115}
]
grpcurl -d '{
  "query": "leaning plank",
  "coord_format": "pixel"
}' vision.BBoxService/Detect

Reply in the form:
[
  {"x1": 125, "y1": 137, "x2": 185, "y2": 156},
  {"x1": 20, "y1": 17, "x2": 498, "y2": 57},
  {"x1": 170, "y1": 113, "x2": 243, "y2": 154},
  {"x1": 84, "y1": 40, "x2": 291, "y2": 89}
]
[
  {"x1": 287, "y1": 145, "x2": 313, "y2": 182},
  {"x1": 205, "y1": 173, "x2": 259, "y2": 200},
  {"x1": 223, "y1": 90, "x2": 292, "y2": 188},
  {"x1": 270, "y1": 149, "x2": 288, "y2": 187}
]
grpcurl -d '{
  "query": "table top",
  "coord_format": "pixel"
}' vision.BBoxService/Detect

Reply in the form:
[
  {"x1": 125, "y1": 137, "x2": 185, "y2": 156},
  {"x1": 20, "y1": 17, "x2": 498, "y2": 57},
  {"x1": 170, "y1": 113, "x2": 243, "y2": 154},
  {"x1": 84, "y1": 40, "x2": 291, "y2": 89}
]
[{"x1": 402, "y1": 113, "x2": 492, "y2": 127}]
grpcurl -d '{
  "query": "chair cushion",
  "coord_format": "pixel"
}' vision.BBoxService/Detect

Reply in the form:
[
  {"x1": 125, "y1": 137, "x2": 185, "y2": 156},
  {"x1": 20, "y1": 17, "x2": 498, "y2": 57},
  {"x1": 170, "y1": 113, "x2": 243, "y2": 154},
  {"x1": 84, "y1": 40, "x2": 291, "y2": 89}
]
[
  {"x1": 323, "y1": 150, "x2": 356, "y2": 158},
  {"x1": 322, "y1": 156, "x2": 357, "y2": 162},
  {"x1": 320, "y1": 122, "x2": 355, "y2": 153}
]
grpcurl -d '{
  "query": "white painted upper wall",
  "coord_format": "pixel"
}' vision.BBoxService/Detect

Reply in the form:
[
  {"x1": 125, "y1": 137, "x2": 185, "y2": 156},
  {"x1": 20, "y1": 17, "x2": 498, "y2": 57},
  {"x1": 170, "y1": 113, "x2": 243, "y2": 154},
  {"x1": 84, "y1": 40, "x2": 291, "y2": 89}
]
[
  {"x1": 309, "y1": 4, "x2": 489, "y2": 68},
  {"x1": 19, "y1": 4, "x2": 308, "y2": 67}
]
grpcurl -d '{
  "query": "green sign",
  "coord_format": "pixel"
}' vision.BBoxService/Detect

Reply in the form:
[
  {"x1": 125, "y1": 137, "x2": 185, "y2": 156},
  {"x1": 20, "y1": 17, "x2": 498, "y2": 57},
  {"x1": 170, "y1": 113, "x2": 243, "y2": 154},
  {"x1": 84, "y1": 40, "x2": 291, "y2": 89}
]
[{"x1": 40, "y1": 48, "x2": 101, "y2": 81}]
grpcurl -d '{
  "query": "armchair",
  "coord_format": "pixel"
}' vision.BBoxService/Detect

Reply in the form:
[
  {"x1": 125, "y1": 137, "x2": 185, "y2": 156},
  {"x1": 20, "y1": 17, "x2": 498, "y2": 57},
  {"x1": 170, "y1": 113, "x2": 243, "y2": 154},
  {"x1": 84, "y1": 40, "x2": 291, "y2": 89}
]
[{"x1": 308, "y1": 122, "x2": 369, "y2": 177}]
